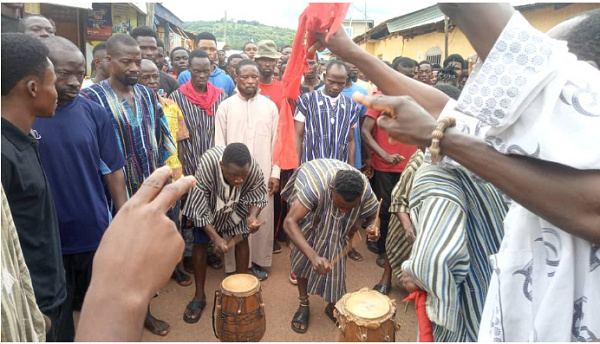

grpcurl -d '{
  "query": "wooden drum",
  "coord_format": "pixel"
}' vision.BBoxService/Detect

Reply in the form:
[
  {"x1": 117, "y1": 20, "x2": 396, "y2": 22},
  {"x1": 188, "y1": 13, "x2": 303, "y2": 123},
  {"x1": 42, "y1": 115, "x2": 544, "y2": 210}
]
[
  {"x1": 334, "y1": 288, "x2": 398, "y2": 342},
  {"x1": 213, "y1": 273, "x2": 266, "y2": 342}
]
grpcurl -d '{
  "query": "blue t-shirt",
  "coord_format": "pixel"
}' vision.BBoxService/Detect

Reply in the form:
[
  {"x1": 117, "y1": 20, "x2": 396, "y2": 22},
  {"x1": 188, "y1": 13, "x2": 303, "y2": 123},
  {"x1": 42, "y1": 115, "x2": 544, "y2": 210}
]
[
  {"x1": 33, "y1": 96, "x2": 125, "y2": 254},
  {"x1": 177, "y1": 64, "x2": 235, "y2": 96},
  {"x1": 318, "y1": 81, "x2": 368, "y2": 169}
]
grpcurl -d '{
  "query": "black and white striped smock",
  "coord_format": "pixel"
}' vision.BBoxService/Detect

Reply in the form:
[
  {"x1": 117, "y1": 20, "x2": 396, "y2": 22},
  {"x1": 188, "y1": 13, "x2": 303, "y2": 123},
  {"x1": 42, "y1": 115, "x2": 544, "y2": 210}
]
[
  {"x1": 181, "y1": 146, "x2": 267, "y2": 237},
  {"x1": 281, "y1": 159, "x2": 379, "y2": 303}
]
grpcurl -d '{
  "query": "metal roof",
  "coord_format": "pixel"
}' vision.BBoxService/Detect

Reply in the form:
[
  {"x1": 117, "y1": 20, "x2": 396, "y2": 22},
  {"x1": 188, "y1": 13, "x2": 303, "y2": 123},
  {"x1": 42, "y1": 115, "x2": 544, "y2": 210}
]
[{"x1": 385, "y1": 5, "x2": 444, "y2": 33}]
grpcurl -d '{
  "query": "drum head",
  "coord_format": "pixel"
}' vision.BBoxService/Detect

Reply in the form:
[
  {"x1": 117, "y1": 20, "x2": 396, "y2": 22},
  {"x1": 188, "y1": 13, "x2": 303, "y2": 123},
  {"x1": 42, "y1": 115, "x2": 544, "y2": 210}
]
[
  {"x1": 221, "y1": 273, "x2": 260, "y2": 296},
  {"x1": 344, "y1": 290, "x2": 391, "y2": 320}
]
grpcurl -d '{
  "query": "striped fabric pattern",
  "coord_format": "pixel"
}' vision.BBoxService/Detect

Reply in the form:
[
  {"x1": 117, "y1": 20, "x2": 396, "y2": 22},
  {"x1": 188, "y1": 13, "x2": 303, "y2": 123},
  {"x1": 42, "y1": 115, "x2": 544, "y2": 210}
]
[
  {"x1": 181, "y1": 146, "x2": 267, "y2": 237},
  {"x1": 386, "y1": 150, "x2": 424, "y2": 279},
  {"x1": 169, "y1": 90, "x2": 226, "y2": 177},
  {"x1": 281, "y1": 159, "x2": 379, "y2": 303},
  {"x1": 402, "y1": 164, "x2": 508, "y2": 342},
  {"x1": 295, "y1": 90, "x2": 359, "y2": 164},
  {"x1": 80, "y1": 81, "x2": 175, "y2": 196},
  {"x1": 1, "y1": 186, "x2": 46, "y2": 342}
]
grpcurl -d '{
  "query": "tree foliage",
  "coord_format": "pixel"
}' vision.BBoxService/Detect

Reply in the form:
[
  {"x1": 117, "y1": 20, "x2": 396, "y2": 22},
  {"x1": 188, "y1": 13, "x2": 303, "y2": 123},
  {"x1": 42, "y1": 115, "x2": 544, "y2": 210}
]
[{"x1": 182, "y1": 19, "x2": 295, "y2": 50}]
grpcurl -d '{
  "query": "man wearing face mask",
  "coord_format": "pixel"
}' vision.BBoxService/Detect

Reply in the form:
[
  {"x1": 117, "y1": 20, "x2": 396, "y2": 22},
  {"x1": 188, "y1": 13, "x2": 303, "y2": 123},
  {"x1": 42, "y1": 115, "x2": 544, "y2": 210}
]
[
  {"x1": 80, "y1": 33, "x2": 176, "y2": 337},
  {"x1": 282, "y1": 159, "x2": 379, "y2": 334}
]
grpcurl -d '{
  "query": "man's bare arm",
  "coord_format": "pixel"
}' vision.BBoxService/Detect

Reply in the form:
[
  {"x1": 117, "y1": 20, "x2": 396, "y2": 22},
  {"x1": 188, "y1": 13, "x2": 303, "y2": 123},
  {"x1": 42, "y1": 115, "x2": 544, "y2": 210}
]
[
  {"x1": 104, "y1": 169, "x2": 127, "y2": 212},
  {"x1": 357, "y1": 93, "x2": 600, "y2": 245}
]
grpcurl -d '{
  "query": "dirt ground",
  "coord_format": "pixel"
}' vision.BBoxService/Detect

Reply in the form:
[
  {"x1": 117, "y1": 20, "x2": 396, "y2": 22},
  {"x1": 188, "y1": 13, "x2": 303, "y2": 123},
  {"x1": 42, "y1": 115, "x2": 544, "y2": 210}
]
[{"x1": 75, "y1": 238, "x2": 418, "y2": 342}]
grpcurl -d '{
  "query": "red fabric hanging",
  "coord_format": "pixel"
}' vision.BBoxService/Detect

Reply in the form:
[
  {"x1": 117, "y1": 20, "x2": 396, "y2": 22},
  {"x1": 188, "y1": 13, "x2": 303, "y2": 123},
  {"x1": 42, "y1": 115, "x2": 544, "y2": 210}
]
[
  {"x1": 403, "y1": 290, "x2": 434, "y2": 342},
  {"x1": 274, "y1": 3, "x2": 351, "y2": 170}
]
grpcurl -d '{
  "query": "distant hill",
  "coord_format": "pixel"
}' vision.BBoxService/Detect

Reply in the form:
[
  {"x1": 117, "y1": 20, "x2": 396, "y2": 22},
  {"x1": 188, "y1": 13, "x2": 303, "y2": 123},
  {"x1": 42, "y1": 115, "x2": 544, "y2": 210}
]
[{"x1": 182, "y1": 20, "x2": 296, "y2": 51}]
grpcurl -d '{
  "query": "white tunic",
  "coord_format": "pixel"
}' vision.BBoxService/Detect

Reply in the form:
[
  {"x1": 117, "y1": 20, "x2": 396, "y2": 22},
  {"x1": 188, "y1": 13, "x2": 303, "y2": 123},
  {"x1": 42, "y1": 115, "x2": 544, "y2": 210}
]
[
  {"x1": 215, "y1": 89, "x2": 280, "y2": 271},
  {"x1": 434, "y1": 12, "x2": 600, "y2": 342}
]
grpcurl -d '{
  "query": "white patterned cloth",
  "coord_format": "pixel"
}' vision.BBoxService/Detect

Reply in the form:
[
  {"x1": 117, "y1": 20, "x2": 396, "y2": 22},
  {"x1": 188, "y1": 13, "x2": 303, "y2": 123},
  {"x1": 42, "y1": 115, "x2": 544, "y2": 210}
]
[{"x1": 432, "y1": 12, "x2": 600, "y2": 342}]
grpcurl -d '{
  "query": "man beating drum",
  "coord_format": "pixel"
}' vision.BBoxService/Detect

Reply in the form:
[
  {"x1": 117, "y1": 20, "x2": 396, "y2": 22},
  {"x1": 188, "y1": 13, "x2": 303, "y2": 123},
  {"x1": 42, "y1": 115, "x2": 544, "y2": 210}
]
[
  {"x1": 282, "y1": 159, "x2": 380, "y2": 334},
  {"x1": 181, "y1": 143, "x2": 268, "y2": 323}
]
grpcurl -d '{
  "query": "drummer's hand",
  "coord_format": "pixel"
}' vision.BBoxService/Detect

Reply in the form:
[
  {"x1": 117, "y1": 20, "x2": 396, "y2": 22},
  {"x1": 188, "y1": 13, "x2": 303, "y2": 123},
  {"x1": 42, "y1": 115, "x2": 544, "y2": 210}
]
[
  {"x1": 247, "y1": 216, "x2": 266, "y2": 234},
  {"x1": 365, "y1": 224, "x2": 380, "y2": 242},
  {"x1": 213, "y1": 237, "x2": 229, "y2": 255},
  {"x1": 400, "y1": 270, "x2": 421, "y2": 293},
  {"x1": 311, "y1": 256, "x2": 332, "y2": 275}
]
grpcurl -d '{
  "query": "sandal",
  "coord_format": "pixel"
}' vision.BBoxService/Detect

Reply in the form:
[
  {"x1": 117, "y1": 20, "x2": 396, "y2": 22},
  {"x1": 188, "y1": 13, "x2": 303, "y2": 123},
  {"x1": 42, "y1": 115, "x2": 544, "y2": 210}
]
[
  {"x1": 324, "y1": 303, "x2": 337, "y2": 324},
  {"x1": 183, "y1": 300, "x2": 206, "y2": 323},
  {"x1": 172, "y1": 264, "x2": 192, "y2": 286},
  {"x1": 291, "y1": 296, "x2": 310, "y2": 334},
  {"x1": 348, "y1": 248, "x2": 363, "y2": 261},
  {"x1": 373, "y1": 283, "x2": 391, "y2": 295}
]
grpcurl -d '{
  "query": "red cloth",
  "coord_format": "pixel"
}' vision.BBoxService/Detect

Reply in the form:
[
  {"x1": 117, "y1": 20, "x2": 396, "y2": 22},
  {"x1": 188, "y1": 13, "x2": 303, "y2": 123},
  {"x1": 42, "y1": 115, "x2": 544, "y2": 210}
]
[
  {"x1": 274, "y1": 3, "x2": 350, "y2": 170},
  {"x1": 259, "y1": 79, "x2": 285, "y2": 107},
  {"x1": 178, "y1": 80, "x2": 222, "y2": 116},
  {"x1": 403, "y1": 290, "x2": 434, "y2": 342},
  {"x1": 365, "y1": 92, "x2": 418, "y2": 172}
]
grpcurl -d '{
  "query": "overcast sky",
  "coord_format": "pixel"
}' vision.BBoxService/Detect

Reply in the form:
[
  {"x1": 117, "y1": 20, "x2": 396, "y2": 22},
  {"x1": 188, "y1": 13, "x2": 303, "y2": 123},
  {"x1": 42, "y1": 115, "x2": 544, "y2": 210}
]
[{"x1": 162, "y1": 1, "x2": 439, "y2": 29}]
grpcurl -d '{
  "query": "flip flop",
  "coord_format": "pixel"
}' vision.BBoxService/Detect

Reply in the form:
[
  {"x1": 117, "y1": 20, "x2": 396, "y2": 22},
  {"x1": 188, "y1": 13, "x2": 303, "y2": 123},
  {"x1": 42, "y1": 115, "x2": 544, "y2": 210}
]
[
  {"x1": 183, "y1": 300, "x2": 206, "y2": 324},
  {"x1": 348, "y1": 249, "x2": 363, "y2": 261},
  {"x1": 172, "y1": 265, "x2": 192, "y2": 286},
  {"x1": 291, "y1": 309, "x2": 310, "y2": 334}
]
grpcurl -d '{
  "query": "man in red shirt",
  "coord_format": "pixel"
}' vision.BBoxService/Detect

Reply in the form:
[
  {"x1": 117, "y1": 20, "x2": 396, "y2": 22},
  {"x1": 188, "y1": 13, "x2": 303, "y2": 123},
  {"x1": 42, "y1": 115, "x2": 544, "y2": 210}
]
[
  {"x1": 255, "y1": 40, "x2": 290, "y2": 255},
  {"x1": 256, "y1": 40, "x2": 285, "y2": 108},
  {"x1": 361, "y1": 90, "x2": 417, "y2": 294}
]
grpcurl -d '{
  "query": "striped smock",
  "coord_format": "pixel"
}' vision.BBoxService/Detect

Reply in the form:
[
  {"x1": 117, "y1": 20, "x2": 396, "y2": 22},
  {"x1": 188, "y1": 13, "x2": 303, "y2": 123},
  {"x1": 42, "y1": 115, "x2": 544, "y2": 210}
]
[
  {"x1": 401, "y1": 164, "x2": 508, "y2": 341},
  {"x1": 80, "y1": 81, "x2": 175, "y2": 196},
  {"x1": 281, "y1": 159, "x2": 378, "y2": 303},
  {"x1": 294, "y1": 90, "x2": 359, "y2": 164},
  {"x1": 181, "y1": 146, "x2": 267, "y2": 237},
  {"x1": 169, "y1": 90, "x2": 226, "y2": 177},
  {"x1": 386, "y1": 150, "x2": 424, "y2": 279}
]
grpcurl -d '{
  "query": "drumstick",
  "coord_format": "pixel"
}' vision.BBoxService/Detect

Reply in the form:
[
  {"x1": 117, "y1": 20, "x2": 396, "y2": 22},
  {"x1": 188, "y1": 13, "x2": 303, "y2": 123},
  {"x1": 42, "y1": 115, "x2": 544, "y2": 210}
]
[
  {"x1": 223, "y1": 218, "x2": 267, "y2": 252},
  {"x1": 370, "y1": 198, "x2": 384, "y2": 237},
  {"x1": 329, "y1": 230, "x2": 363, "y2": 267},
  {"x1": 226, "y1": 234, "x2": 243, "y2": 250}
]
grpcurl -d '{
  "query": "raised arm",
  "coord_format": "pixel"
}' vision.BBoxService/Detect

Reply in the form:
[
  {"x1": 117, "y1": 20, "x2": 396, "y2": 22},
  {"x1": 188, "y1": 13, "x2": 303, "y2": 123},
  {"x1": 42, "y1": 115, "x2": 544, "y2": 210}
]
[
  {"x1": 355, "y1": 93, "x2": 600, "y2": 245},
  {"x1": 312, "y1": 28, "x2": 449, "y2": 118},
  {"x1": 437, "y1": 3, "x2": 514, "y2": 61}
]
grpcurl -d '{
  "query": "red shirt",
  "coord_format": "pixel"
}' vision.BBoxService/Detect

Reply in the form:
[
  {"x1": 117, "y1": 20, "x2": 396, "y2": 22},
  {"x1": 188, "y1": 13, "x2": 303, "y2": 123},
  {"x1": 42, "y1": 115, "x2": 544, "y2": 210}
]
[
  {"x1": 365, "y1": 93, "x2": 417, "y2": 172},
  {"x1": 259, "y1": 79, "x2": 285, "y2": 107}
]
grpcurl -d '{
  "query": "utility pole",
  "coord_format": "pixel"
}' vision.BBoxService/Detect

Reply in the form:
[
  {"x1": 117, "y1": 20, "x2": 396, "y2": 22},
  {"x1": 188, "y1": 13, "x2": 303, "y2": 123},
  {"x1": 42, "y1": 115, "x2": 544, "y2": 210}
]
[
  {"x1": 364, "y1": 2, "x2": 367, "y2": 44},
  {"x1": 444, "y1": 15, "x2": 449, "y2": 59},
  {"x1": 224, "y1": 10, "x2": 228, "y2": 46}
]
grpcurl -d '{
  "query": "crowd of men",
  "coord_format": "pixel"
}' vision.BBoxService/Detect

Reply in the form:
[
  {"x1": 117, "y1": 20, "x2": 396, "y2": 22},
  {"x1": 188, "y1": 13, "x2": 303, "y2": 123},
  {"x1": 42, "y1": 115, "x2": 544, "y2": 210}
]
[{"x1": 1, "y1": 2, "x2": 599, "y2": 342}]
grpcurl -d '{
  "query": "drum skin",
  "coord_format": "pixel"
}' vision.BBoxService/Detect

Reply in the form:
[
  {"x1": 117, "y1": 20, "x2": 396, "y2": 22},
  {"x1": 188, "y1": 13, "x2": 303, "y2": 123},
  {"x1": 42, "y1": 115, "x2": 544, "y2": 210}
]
[
  {"x1": 214, "y1": 274, "x2": 266, "y2": 342},
  {"x1": 334, "y1": 288, "x2": 398, "y2": 342}
]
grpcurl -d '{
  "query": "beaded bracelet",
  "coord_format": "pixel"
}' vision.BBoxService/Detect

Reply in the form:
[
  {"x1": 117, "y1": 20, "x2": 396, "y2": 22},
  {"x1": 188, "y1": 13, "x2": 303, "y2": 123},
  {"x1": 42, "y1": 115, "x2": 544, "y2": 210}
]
[{"x1": 429, "y1": 117, "x2": 456, "y2": 163}]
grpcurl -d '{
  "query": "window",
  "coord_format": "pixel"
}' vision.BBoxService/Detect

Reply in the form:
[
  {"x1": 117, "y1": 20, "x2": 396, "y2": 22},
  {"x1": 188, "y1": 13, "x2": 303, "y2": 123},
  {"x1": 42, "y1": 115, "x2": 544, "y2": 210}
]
[{"x1": 426, "y1": 46, "x2": 442, "y2": 64}]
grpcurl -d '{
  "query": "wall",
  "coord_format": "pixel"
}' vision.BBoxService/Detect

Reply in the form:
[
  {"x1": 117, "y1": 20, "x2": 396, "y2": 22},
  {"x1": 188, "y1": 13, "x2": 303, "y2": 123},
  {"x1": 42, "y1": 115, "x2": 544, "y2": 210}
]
[{"x1": 358, "y1": 3, "x2": 600, "y2": 63}]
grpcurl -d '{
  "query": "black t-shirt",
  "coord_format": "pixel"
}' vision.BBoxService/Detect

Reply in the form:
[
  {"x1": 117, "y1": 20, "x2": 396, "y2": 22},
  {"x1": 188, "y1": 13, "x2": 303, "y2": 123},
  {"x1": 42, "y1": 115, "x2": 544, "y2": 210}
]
[
  {"x1": 1, "y1": 118, "x2": 66, "y2": 313},
  {"x1": 160, "y1": 70, "x2": 180, "y2": 96}
]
